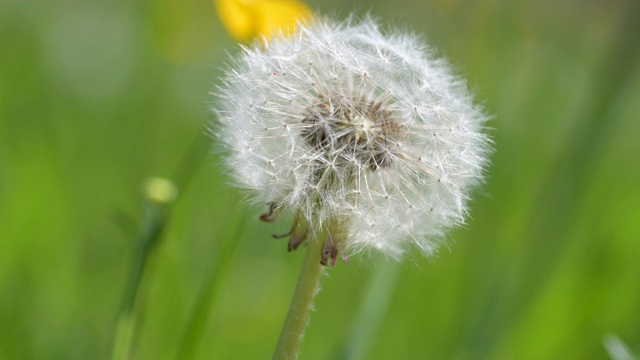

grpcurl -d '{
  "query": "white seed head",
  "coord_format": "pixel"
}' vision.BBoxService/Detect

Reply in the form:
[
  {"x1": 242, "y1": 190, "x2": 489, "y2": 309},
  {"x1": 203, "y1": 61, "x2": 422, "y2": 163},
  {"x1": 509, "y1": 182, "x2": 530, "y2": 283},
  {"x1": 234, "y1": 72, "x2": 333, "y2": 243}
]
[{"x1": 212, "y1": 16, "x2": 491, "y2": 258}]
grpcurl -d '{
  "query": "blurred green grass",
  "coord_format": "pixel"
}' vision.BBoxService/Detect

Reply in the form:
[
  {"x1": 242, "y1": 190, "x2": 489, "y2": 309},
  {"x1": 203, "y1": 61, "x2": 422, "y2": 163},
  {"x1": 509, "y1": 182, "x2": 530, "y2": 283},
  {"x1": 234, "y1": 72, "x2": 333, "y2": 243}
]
[{"x1": 1, "y1": 0, "x2": 639, "y2": 359}]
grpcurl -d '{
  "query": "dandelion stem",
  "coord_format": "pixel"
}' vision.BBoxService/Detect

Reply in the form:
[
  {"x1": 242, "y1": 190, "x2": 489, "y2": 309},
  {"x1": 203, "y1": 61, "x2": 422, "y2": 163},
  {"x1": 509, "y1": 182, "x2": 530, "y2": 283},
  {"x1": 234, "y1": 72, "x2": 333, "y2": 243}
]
[{"x1": 273, "y1": 234, "x2": 326, "y2": 360}]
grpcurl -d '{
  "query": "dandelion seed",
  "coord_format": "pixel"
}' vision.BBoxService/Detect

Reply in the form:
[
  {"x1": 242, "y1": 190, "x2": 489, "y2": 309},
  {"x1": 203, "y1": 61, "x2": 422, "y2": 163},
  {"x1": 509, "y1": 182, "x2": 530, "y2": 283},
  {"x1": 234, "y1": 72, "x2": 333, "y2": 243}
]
[{"x1": 212, "y1": 16, "x2": 491, "y2": 263}]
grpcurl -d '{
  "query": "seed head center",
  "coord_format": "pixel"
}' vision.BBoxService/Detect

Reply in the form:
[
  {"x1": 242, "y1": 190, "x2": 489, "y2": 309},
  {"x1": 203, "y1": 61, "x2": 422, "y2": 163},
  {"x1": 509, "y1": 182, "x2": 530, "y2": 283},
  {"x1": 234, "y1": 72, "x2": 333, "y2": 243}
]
[
  {"x1": 301, "y1": 94, "x2": 402, "y2": 171},
  {"x1": 351, "y1": 115, "x2": 378, "y2": 140}
]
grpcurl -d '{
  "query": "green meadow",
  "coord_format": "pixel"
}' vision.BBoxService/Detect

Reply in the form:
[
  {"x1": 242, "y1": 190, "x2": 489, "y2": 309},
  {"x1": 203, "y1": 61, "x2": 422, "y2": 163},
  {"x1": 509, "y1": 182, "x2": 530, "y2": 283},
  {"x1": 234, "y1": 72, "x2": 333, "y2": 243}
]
[{"x1": 1, "y1": 0, "x2": 639, "y2": 359}]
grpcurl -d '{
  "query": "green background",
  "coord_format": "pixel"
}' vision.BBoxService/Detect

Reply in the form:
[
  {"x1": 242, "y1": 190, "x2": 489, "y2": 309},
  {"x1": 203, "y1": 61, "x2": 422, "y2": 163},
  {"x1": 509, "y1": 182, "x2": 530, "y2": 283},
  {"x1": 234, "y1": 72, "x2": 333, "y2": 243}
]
[{"x1": 1, "y1": 0, "x2": 639, "y2": 359}]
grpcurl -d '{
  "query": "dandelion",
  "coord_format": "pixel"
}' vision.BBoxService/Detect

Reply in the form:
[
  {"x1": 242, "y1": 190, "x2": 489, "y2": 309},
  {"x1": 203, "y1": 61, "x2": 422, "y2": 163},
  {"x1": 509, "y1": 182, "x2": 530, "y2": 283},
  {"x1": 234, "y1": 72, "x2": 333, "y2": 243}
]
[
  {"x1": 214, "y1": 16, "x2": 490, "y2": 264},
  {"x1": 213, "y1": 14, "x2": 491, "y2": 359}
]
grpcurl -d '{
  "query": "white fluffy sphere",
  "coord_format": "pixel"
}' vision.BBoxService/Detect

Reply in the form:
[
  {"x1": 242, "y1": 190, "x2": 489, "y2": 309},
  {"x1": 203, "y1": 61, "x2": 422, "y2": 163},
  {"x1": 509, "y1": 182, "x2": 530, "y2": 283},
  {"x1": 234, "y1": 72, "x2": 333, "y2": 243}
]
[{"x1": 213, "y1": 16, "x2": 491, "y2": 259}]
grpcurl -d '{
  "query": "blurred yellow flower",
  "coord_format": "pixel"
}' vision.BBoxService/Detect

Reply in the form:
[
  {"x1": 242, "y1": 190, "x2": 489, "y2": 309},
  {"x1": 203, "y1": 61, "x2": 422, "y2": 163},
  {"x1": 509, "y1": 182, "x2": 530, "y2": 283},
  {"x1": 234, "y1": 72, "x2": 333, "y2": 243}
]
[{"x1": 214, "y1": 0, "x2": 312, "y2": 41}]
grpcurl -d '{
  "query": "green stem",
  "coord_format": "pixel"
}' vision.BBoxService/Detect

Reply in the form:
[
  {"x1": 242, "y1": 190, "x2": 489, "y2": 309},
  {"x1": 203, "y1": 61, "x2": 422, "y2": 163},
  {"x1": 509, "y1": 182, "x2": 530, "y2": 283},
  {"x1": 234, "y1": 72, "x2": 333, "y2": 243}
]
[
  {"x1": 273, "y1": 235, "x2": 326, "y2": 360},
  {"x1": 111, "y1": 204, "x2": 167, "y2": 360},
  {"x1": 110, "y1": 126, "x2": 210, "y2": 360}
]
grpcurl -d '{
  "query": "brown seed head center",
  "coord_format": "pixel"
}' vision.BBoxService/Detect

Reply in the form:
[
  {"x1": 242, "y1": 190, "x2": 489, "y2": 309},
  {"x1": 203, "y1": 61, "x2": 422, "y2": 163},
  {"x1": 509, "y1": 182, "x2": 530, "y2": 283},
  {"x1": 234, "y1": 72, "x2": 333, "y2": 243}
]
[{"x1": 301, "y1": 94, "x2": 402, "y2": 171}]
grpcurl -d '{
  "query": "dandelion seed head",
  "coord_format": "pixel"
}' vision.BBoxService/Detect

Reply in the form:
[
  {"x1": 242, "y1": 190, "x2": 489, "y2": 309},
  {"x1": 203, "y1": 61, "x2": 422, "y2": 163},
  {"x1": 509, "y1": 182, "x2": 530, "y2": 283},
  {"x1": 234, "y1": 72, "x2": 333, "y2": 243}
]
[{"x1": 213, "y1": 16, "x2": 491, "y2": 258}]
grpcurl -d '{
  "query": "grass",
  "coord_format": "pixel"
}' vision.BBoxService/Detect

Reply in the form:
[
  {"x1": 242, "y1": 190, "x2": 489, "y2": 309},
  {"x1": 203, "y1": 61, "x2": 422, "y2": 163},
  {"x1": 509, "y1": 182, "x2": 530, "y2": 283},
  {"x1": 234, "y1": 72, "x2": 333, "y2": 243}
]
[{"x1": 1, "y1": 0, "x2": 639, "y2": 359}]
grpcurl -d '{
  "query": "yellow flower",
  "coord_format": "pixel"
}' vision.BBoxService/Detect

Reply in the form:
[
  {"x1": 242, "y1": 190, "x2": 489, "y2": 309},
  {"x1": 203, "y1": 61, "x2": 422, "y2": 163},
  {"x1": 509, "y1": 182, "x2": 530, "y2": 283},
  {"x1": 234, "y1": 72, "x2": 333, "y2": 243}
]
[{"x1": 214, "y1": 0, "x2": 312, "y2": 41}]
